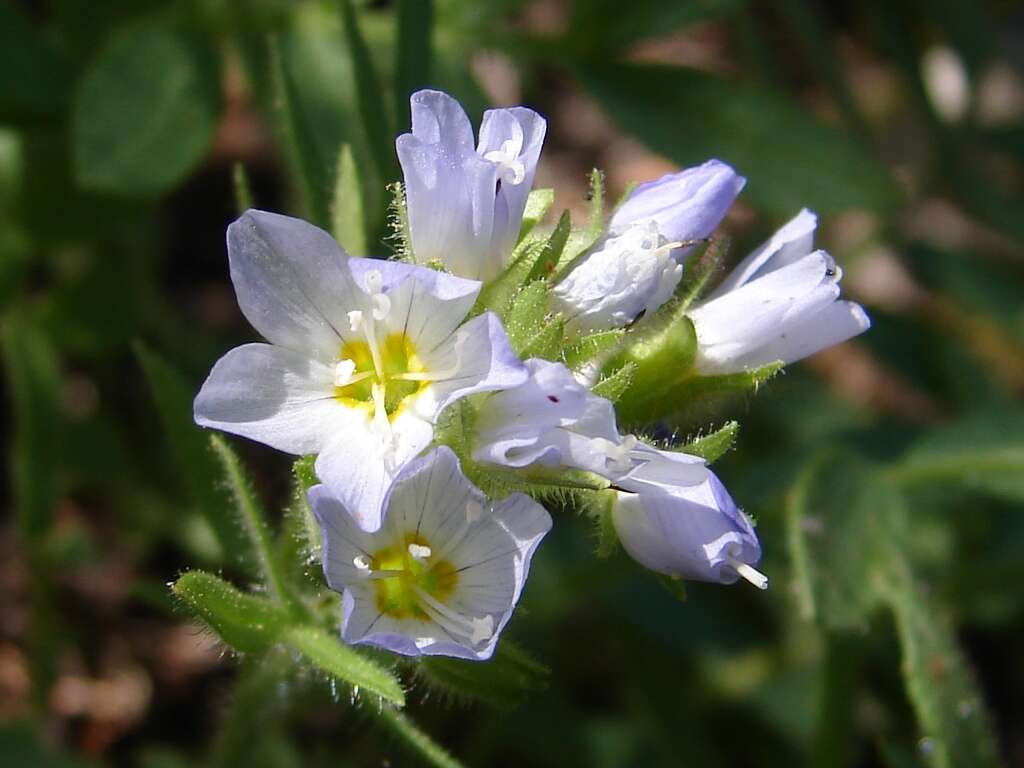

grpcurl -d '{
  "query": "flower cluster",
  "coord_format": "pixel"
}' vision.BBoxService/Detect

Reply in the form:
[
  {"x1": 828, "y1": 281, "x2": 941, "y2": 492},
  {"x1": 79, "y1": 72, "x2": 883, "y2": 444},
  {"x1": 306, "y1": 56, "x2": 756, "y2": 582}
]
[{"x1": 195, "y1": 90, "x2": 869, "y2": 661}]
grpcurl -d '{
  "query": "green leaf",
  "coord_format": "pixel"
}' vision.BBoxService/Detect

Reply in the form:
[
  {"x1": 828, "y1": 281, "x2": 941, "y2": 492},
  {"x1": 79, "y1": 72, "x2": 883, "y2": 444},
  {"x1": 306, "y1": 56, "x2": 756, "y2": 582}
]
[
  {"x1": 578, "y1": 62, "x2": 896, "y2": 215},
  {"x1": 377, "y1": 707, "x2": 465, "y2": 768},
  {"x1": 682, "y1": 421, "x2": 739, "y2": 463},
  {"x1": 564, "y1": 329, "x2": 624, "y2": 370},
  {"x1": 518, "y1": 188, "x2": 555, "y2": 241},
  {"x1": 553, "y1": 170, "x2": 606, "y2": 280},
  {"x1": 475, "y1": 237, "x2": 548, "y2": 315},
  {"x1": 675, "y1": 237, "x2": 724, "y2": 311},
  {"x1": 886, "y1": 409, "x2": 1024, "y2": 502},
  {"x1": 525, "y1": 210, "x2": 572, "y2": 283},
  {"x1": 0, "y1": 1, "x2": 72, "y2": 120},
  {"x1": 417, "y1": 641, "x2": 549, "y2": 709},
  {"x1": 331, "y1": 143, "x2": 368, "y2": 255},
  {"x1": 591, "y1": 362, "x2": 636, "y2": 403},
  {"x1": 884, "y1": 562, "x2": 1002, "y2": 768},
  {"x1": 2, "y1": 313, "x2": 60, "y2": 540},
  {"x1": 209, "y1": 435, "x2": 299, "y2": 613},
  {"x1": 395, "y1": 0, "x2": 433, "y2": 130},
  {"x1": 135, "y1": 344, "x2": 248, "y2": 569},
  {"x1": 172, "y1": 571, "x2": 290, "y2": 654},
  {"x1": 269, "y1": 33, "x2": 332, "y2": 228},
  {"x1": 285, "y1": 625, "x2": 405, "y2": 705},
  {"x1": 569, "y1": 0, "x2": 745, "y2": 52},
  {"x1": 339, "y1": 0, "x2": 396, "y2": 186},
  {"x1": 784, "y1": 451, "x2": 906, "y2": 629},
  {"x1": 73, "y1": 18, "x2": 221, "y2": 196}
]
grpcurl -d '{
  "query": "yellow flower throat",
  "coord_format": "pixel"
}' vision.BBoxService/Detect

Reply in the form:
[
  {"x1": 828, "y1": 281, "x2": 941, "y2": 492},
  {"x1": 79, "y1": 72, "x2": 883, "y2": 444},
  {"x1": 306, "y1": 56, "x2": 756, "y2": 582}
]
[
  {"x1": 333, "y1": 333, "x2": 428, "y2": 418},
  {"x1": 370, "y1": 533, "x2": 458, "y2": 620}
]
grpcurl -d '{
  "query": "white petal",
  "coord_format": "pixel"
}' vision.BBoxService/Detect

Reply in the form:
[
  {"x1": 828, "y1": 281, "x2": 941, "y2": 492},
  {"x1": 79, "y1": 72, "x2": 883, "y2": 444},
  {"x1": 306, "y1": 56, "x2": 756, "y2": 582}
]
[
  {"x1": 720, "y1": 300, "x2": 871, "y2": 370},
  {"x1": 710, "y1": 209, "x2": 818, "y2": 297},
  {"x1": 194, "y1": 343, "x2": 355, "y2": 455},
  {"x1": 227, "y1": 210, "x2": 358, "y2": 359}
]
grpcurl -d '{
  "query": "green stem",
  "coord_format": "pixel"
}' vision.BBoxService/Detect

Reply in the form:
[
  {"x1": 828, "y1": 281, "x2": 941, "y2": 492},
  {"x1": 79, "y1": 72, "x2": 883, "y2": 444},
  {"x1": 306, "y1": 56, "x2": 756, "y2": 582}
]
[
  {"x1": 210, "y1": 435, "x2": 300, "y2": 616},
  {"x1": 812, "y1": 632, "x2": 862, "y2": 768}
]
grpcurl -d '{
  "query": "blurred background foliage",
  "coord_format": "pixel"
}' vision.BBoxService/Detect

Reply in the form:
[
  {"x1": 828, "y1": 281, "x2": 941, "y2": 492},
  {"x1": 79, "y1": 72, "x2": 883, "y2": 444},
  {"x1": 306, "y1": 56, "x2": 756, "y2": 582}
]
[{"x1": 2, "y1": 0, "x2": 1024, "y2": 766}]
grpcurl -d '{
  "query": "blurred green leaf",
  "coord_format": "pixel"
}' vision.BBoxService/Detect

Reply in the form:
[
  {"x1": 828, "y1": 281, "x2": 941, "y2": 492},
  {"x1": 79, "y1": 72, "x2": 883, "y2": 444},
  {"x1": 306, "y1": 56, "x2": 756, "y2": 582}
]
[
  {"x1": 395, "y1": 0, "x2": 433, "y2": 129},
  {"x1": 135, "y1": 344, "x2": 249, "y2": 569},
  {"x1": 887, "y1": 409, "x2": 1024, "y2": 502},
  {"x1": 269, "y1": 33, "x2": 333, "y2": 228},
  {"x1": 284, "y1": 625, "x2": 405, "y2": 705},
  {"x1": 591, "y1": 361, "x2": 636, "y2": 402},
  {"x1": 2, "y1": 314, "x2": 61, "y2": 540},
  {"x1": 520, "y1": 315, "x2": 565, "y2": 359},
  {"x1": 339, "y1": 0, "x2": 397, "y2": 186},
  {"x1": 173, "y1": 570, "x2": 291, "y2": 654},
  {"x1": 568, "y1": 0, "x2": 745, "y2": 52},
  {"x1": 564, "y1": 329, "x2": 624, "y2": 370},
  {"x1": 418, "y1": 641, "x2": 549, "y2": 708},
  {"x1": 526, "y1": 210, "x2": 572, "y2": 282},
  {"x1": 73, "y1": 18, "x2": 221, "y2": 196},
  {"x1": 785, "y1": 451, "x2": 906, "y2": 629},
  {"x1": 884, "y1": 559, "x2": 1002, "y2": 768},
  {"x1": 578, "y1": 62, "x2": 897, "y2": 215},
  {"x1": 232, "y1": 163, "x2": 254, "y2": 214},
  {"x1": 0, "y1": 1, "x2": 72, "y2": 120},
  {"x1": 331, "y1": 143, "x2": 368, "y2": 254}
]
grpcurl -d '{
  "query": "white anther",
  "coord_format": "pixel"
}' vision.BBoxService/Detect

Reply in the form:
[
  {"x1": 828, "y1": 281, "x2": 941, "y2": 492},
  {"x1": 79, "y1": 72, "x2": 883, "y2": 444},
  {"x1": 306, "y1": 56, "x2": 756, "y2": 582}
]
[
  {"x1": 353, "y1": 555, "x2": 371, "y2": 571},
  {"x1": 601, "y1": 435, "x2": 638, "y2": 474},
  {"x1": 408, "y1": 543, "x2": 432, "y2": 561},
  {"x1": 334, "y1": 359, "x2": 357, "y2": 387},
  {"x1": 483, "y1": 139, "x2": 526, "y2": 185},
  {"x1": 371, "y1": 291, "x2": 391, "y2": 321},
  {"x1": 727, "y1": 555, "x2": 769, "y2": 590},
  {"x1": 347, "y1": 310, "x2": 363, "y2": 332},
  {"x1": 470, "y1": 615, "x2": 495, "y2": 644}
]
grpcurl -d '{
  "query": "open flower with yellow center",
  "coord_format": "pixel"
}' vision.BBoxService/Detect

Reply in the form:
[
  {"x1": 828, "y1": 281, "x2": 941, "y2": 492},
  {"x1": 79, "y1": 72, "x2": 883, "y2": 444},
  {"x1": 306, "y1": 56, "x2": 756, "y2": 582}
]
[
  {"x1": 193, "y1": 210, "x2": 527, "y2": 531},
  {"x1": 311, "y1": 447, "x2": 551, "y2": 660}
]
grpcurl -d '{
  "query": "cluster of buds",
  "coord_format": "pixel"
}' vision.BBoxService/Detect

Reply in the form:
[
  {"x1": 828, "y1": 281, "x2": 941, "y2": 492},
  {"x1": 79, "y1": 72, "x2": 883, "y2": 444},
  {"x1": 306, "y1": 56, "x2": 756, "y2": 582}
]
[{"x1": 194, "y1": 90, "x2": 869, "y2": 661}]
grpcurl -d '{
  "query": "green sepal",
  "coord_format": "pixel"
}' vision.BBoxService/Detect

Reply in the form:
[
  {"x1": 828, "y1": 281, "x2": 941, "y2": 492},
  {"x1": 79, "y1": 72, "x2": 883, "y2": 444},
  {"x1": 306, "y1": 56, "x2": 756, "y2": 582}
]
[
  {"x1": 475, "y1": 237, "x2": 547, "y2": 315},
  {"x1": 232, "y1": 163, "x2": 254, "y2": 215},
  {"x1": 518, "y1": 188, "x2": 555, "y2": 241},
  {"x1": 172, "y1": 570, "x2": 291, "y2": 654},
  {"x1": 655, "y1": 574, "x2": 688, "y2": 602},
  {"x1": 564, "y1": 329, "x2": 625, "y2": 371},
  {"x1": 524, "y1": 210, "x2": 572, "y2": 283},
  {"x1": 604, "y1": 314, "x2": 698, "y2": 418},
  {"x1": 584, "y1": 489, "x2": 619, "y2": 558},
  {"x1": 386, "y1": 181, "x2": 413, "y2": 259},
  {"x1": 519, "y1": 314, "x2": 565, "y2": 359},
  {"x1": 591, "y1": 362, "x2": 636, "y2": 403},
  {"x1": 503, "y1": 281, "x2": 552, "y2": 354},
  {"x1": 674, "y1": 237, "x2": 724, "y2": 311},
  {"x1": 331, "y1": 143, "x2": 367, "y2": 256},
  {"x1": 681, "y1": 421, "x2": 739, "y2": 463},
  {"x1": 416, "y1": 640, "x2": 549, "y2": 709}
]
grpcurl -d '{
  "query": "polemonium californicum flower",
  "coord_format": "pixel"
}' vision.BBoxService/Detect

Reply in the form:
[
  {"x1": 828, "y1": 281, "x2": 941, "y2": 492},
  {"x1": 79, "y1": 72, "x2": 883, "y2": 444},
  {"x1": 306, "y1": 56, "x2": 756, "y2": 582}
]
[
  {"x1": 310, "y1": 446, "x2": 551, "y2": 660},
  {"x1": 552, "y1": 160, "x2": 745, "y2": 332},
  {"x1": 396, "y1": 90, "x2": 546, "y2": 282},
  {"x1": 193, "y1": 210, "x2": 526, "y2": 531},
  {"x1": 472, "y1": 358, "x2": 707, "y2": 489},
  {"x1": 688, "y1": 209, "x2": 870, "y2": 374},
  {"x1": 612, "y1": 470, "x2": 767, "y2": 589}
]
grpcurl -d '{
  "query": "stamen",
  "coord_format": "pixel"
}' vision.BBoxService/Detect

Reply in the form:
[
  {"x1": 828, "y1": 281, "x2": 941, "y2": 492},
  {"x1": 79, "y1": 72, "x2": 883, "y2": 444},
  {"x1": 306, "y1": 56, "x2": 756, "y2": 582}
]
[
  {"x1": 371, "y1": 292, "x2": 391, "y2": 321},
  {"x1": 364, "y1": 270, "x2": 383, "y2": 294},
  {"x1": 727, "y1": 555, "x2": 768, "y2": 590},
  {"x1": 347, "y1": 310, "x2": 363, "y2": 332},
  {"x1": 353, "y1": 555, "x2": 371, "y2": 571},
  {"x1": 483, "y1": 139, "x2": 526, "y2": 185},
  {"x1": 411, "y1": 584, "x2": 493, "y2": 644},
  {"x1": 408, "y1": 543, "x2": 432, "y2": 562},
  {"x1": 371, "y1": 382, "x2": 391, "y2": 439},
  {"x1": 389, "y1": 333, "x2": 466, "y2": 383}
]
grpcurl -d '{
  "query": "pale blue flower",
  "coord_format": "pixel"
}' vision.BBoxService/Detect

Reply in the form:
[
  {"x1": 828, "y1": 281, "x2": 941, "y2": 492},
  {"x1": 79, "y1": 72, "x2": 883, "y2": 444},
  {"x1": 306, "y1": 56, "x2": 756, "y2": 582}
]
[
  {"x1": 311, "y1": 446, "x2": 551, "y2": 660},
  {"x1": 611, "y1": 468, "x2": 766, "y2": 588},
  {"x1": 553, "y1": 160, "x2": 744, "y2": 332},
  {"x1": 689, "y1": 209, "x2": 871, "y2": 373},
  {"x1": 397, "y1": 90, "x2": 546, "y2": 281},
  {"x1": 194, "y1": 210, "x2": 526, "y2": 530}
]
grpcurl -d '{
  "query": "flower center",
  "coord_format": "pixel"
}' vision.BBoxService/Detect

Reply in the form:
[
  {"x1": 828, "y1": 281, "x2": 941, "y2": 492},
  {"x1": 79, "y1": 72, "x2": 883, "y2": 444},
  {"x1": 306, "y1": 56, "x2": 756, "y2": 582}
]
[
  {"x1": 361, "y1": 534, "x2": 459, "y2": 620},
  {"x1": 483, "y1": 139, "x2": 526, "y2": 186},
  {"x1": 333, "y1": 332, "x2": 427, "y2": 417}
]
